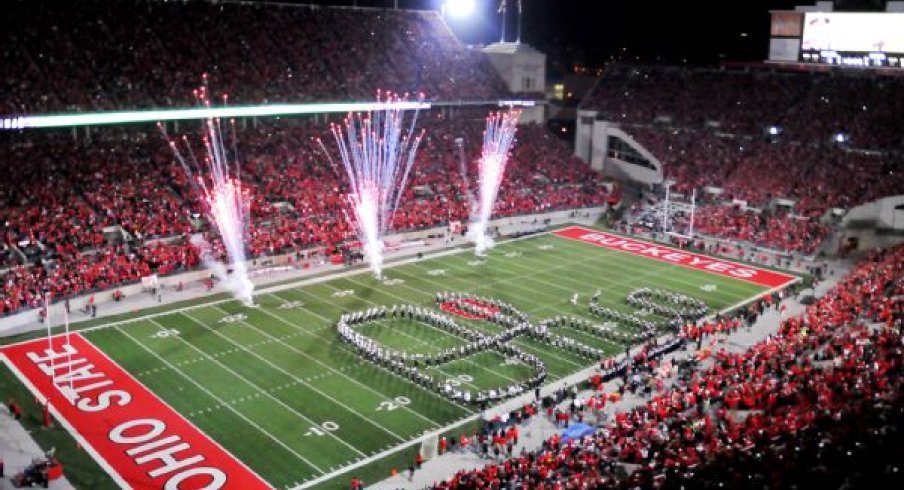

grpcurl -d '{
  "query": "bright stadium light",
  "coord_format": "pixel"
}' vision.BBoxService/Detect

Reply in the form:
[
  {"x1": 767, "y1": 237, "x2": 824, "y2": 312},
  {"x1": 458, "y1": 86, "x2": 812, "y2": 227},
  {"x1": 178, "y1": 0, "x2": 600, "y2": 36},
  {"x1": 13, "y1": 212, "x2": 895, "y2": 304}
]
[
  {"x1": 445, "y1": 0, "x2": 476, "y2": 19},
  {"x1": 0, "y1": 101, "x2": 432, "y2": 130}
]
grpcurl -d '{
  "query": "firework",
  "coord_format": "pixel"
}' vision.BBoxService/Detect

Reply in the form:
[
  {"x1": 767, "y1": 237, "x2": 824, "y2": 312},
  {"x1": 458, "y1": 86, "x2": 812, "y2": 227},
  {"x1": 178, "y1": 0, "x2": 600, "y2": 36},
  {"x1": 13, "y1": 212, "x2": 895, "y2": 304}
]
[
  {"x1": 159, "y1": 76, "x2": 254, "y2": 306},
  {"x1": 466, "y1": 109, "x2": 521, "y2": 256},
  {"x1": 319, "y1": 92, "x2": 425, "y2": 279}
]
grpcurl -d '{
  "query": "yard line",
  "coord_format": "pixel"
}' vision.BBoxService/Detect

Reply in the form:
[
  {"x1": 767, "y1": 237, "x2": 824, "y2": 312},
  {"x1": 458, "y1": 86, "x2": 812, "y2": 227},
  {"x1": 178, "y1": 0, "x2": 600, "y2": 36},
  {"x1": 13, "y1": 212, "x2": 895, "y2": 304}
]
[
  {"x1": 114, "y1": 324, "x2": 326, "y2": 475},
  {"x1": 195, "y1": 306, "x2": 408, "y2": 443},
  {"x1": 245, "y1": 293, "x2": 469, "y2": 421},
  {"x1": 500, "y1": 243, "x2": 751, "y2": 302},
  {"x1": 441, "y1": 241, "x2": 747, "y2": 308},
  {"x1": 147, "y1": 317, "x2": 368, "y2": 459}
]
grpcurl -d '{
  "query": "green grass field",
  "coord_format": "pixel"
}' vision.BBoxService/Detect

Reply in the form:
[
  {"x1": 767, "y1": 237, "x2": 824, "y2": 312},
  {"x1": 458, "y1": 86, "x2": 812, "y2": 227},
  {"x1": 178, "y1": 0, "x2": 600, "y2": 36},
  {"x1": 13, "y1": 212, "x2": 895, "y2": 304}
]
[{"x1": 4, "y1": 227, "x2": 780, "y2": 489}]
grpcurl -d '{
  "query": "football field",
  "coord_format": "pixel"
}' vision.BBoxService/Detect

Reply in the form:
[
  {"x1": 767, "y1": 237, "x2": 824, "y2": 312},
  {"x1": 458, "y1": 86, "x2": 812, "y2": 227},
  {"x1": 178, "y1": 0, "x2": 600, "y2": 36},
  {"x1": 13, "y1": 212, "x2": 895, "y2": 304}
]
[{"x1": 1, "y1": 226, "x2": 795, "y2": 489}]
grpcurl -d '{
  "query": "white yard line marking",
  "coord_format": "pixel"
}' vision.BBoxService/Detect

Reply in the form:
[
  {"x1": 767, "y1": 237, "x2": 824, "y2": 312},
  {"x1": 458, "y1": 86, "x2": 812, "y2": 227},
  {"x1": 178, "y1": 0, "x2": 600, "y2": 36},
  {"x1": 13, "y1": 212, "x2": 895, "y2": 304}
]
[
  {"x1": 114, "y1": 325, "x2": 327, "y2": 474},
  {"x1": 486, "y1": 242, "x2": 752, "y2": 302},
  {"x1": 148, "y1": 317, "x2": 368, "y2": 458},
  {"x1": 246, "y1": 294, "x2": 463, "y2": 422},
  {"x1": 193, "y1": 306, "x2": 407, "y2": 442}
]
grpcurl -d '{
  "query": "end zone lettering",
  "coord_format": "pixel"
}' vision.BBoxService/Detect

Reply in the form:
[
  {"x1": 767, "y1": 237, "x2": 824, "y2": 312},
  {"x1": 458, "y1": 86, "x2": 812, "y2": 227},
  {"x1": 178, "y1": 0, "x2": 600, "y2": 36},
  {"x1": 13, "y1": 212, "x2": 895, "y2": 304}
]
[
  {"x1": 1, "y1": 334, "x2": 271, "y2": 490},
  {"x1": 552, "y1": 227, "x2": 797, "y2": 289}
]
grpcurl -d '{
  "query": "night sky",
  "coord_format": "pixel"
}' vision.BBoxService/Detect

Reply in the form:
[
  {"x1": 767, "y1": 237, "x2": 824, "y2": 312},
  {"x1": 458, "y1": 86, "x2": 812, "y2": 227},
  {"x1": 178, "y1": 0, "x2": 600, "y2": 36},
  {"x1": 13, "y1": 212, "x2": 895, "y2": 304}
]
[{"x1": 294, "y1": 0, "x2": 808, "y2": 73}]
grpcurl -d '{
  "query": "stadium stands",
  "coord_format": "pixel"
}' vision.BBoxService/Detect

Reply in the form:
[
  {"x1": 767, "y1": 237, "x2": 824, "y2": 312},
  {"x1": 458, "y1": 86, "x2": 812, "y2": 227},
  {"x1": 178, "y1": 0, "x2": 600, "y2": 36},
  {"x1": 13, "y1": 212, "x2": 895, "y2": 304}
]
[
  {"x1": 582, "y1": 65, "x2": 904, "y2": 254},
  {"x1": 1, "y1": 0, "x2": 510, "y2": 114},
  {"x1": 434, "y1": 245, "x2": 903, "y2": 489},
  {"x1": 582, "y1": 65, "x2": 904, "y2": 151}
]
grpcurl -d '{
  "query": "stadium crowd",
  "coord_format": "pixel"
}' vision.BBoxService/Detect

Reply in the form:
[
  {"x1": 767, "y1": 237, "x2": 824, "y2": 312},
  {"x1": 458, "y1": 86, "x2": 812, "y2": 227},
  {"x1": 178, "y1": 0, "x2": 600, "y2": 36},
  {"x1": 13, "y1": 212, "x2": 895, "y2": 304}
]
[
  {"x1": 582, "y1": 65, "x2": 904, "y2": 254},
  {"x1": 434, "y1": 244, "x2": 903, "y2": 489},
  {"x1": 1, "y1": 0, "x2": 509, "y2": 114},
  {"x1": 0, "y1": 114, "x2": 609, "y2": 316},
  {"x1": 583, "y1": 65, "x2": 904, "y2": 151}
]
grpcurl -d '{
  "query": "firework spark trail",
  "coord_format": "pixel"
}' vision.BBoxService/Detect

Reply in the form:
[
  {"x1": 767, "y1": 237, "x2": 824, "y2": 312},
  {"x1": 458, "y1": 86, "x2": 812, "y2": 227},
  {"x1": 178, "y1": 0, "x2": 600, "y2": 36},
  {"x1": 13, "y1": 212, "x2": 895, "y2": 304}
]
[
  {"x1": 467, "y1": 109, "x2": 521, "y2": 256},
  {"x1": 318, "y1": 92, "x2": 425, "y2": 279},
  {"x1": 159, "y1": 77, "x2": 255, "y2": 306}
]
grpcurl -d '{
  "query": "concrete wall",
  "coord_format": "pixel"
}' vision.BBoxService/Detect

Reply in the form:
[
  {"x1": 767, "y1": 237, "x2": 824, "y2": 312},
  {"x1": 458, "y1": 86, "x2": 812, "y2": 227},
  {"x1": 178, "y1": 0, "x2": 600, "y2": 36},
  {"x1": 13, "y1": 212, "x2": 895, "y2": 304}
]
[
  {"x1": 590, "y1": 122, "x2": 664, "y2": 184},
  {"x1": 839, "y1": 195, "x2": 904, "y2": 252},
  {"x1": 575, "y1": 109, "x2": 597, "y2": 161},
  {"x1": 482, "y1": 44, "x2": 547, "y2": 96},
  {"x1": 843, "y1": 195, "x2": 904, "y2": 230}
]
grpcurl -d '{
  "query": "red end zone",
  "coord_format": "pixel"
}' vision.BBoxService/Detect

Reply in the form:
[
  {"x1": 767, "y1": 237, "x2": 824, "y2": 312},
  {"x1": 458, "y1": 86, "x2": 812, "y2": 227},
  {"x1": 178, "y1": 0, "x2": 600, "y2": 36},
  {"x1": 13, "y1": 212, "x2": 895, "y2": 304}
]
[
  {"x1": 553, "y1": 226, "x2": 797, "y2": 289},
  {"x1": 0, "y1": 333, "x2": 271, "y2": 490}
]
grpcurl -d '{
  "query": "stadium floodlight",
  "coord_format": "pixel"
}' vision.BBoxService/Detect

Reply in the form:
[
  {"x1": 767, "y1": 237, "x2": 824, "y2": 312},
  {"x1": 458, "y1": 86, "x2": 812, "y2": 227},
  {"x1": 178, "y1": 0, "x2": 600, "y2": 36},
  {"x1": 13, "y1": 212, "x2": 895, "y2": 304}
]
[
  {"x1": 0, "y1": 101, "x2": 432, "y2": 130},
  {"x1": 767, "y1": 125, "x2": 782, "y2": 136},
  {"x1": 444, "y1": 0, "x2": 476, "y2": 19},
  {"x1": 834, "y1": 132, "x2": 848, "y2": 143}
]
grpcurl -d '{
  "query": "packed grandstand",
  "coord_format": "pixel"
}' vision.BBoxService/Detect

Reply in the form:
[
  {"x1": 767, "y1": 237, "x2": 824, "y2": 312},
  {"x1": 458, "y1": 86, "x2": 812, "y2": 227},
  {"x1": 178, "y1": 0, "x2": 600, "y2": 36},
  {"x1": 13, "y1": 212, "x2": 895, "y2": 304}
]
[
  {"x1": 0, "y1": 1, "x2": 901, "y2": 490},
  {"x1": 585, "y1": 64, "x2": 904, "y2": 255}
]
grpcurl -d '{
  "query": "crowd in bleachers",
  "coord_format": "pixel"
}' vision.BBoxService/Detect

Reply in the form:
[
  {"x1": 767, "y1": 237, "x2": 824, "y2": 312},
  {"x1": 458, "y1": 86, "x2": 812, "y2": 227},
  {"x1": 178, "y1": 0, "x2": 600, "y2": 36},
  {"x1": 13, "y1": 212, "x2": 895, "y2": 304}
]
[
  {"x1": 583, "y1": 65, "x2": 904, "y2": 254},
  {"x1": 583, "y1": 65, "x2": 904, "y2": 151},
  {"x1": 0, "y1": 113, "x2": 608, "y2": 316},
  {"x1": 435, "y1": 245, "x2": 904, "y2": 489},
  {"x1": 1, "y1": 0, "x2": 510, "y2": 114},
  {"x1": 681, "y1": 204, "x2": 830, "y2": 255}
]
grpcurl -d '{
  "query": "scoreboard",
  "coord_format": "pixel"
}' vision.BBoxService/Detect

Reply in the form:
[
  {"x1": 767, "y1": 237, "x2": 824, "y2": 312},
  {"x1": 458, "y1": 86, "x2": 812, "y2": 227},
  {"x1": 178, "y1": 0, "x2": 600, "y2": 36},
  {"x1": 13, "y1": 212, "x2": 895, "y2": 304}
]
[{"x1": 769, "y1": 10, "x2": 904, "y2": 68}]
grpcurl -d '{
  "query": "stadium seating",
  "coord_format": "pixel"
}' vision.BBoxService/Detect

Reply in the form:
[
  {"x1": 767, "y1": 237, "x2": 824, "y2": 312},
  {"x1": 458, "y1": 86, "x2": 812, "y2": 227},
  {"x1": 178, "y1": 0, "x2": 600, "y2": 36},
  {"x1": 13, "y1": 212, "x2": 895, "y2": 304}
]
[
  {"x1": 1, "y1": 0, "x2": 510, "y2": 114},
  {"x1": 581, "y1": 65, "x2": 904, "y2": 254},
  {"x1": 582, "y1": 65, "x2": 904, "y2": 151},
  {"x1": 434, "y1": 245, "x2": 903, "y2": 489}
]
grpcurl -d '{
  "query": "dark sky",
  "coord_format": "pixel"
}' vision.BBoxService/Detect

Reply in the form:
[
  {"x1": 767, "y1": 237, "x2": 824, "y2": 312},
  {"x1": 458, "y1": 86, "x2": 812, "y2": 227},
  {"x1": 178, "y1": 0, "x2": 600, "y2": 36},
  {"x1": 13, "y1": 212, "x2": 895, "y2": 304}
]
[{"x1": 279, "y1": 0, "x2": 813, "y2": 71}]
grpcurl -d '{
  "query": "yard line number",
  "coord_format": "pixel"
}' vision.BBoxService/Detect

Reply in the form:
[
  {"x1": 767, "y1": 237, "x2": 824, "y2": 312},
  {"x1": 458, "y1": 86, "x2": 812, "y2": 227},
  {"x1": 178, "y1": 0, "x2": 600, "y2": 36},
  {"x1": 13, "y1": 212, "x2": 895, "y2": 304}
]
[
  {"x1": 375, "y1": 396, "x2": 411, "y2": 412},
  {"x1": 304, "y1": 421, "x2": 340, "y2": 436}
]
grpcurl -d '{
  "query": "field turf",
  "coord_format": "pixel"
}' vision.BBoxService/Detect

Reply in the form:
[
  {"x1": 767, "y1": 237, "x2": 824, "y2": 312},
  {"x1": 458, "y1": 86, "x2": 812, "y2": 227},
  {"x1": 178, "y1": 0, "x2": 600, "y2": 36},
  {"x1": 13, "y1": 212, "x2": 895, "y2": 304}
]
[{"x1": 4, "y1": 227, "x2": 779, "y2": 489}]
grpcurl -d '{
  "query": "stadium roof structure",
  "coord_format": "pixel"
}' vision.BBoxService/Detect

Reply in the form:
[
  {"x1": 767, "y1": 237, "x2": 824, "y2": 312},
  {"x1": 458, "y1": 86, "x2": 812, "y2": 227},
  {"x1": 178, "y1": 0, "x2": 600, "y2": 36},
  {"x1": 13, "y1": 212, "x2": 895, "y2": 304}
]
[{"x1": 0, "y1": 99, "x2": 538, "y2": 130}]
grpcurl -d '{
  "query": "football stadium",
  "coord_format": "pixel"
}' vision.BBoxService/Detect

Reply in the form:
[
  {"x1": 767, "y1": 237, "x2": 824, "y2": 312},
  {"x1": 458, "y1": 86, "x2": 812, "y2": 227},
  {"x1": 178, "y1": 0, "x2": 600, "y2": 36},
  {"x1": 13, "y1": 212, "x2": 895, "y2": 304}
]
[{"x1": 0, "y1": 1, "x2": 901, "y2": 489}]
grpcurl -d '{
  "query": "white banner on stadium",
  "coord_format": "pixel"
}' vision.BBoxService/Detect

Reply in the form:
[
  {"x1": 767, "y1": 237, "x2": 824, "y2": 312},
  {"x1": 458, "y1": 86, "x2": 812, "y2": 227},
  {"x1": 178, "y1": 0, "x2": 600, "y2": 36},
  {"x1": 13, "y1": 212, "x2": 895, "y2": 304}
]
[{"x1": 140, "y1": 274, "x2": 159, "y2": 290}]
